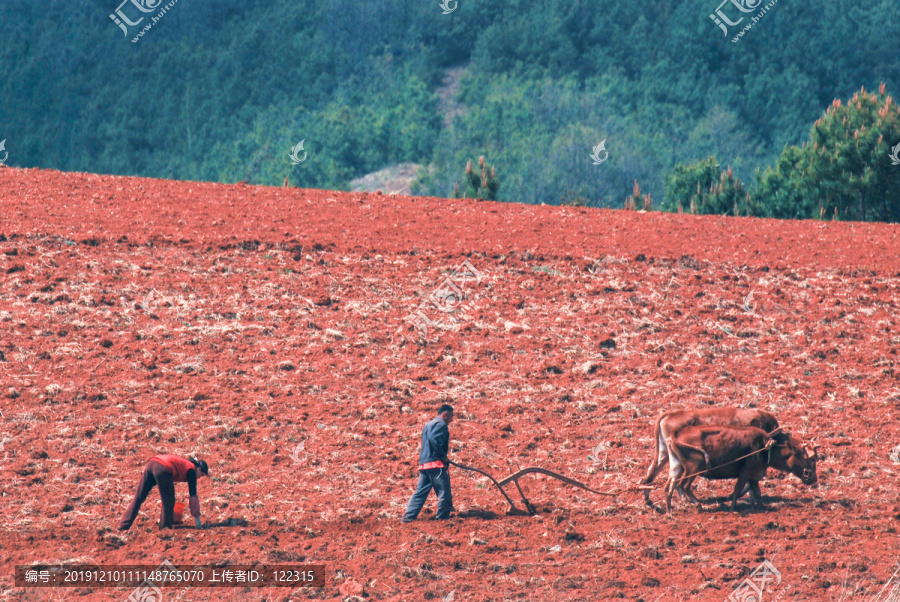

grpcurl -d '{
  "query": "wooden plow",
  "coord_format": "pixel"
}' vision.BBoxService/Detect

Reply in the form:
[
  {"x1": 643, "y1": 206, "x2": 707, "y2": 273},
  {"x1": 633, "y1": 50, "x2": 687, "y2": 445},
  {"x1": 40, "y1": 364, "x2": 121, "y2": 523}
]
[{"x1": 450, "y1": 461, "x2": 652, "y2": 515}]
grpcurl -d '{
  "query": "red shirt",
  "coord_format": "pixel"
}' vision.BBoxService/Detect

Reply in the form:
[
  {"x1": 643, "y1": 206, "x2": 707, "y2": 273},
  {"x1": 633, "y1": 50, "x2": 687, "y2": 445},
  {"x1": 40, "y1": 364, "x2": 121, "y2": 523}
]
[{"x1": 150, "y1": 455, "x2": 195, "y2": 482}]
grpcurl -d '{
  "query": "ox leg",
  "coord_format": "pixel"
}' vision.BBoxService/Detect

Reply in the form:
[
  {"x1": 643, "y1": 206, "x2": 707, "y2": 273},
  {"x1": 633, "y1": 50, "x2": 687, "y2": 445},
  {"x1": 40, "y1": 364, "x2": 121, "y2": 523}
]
[
  {"x1": 731, "y1": 476, "x2": 749, "y2": 511},
  {"x1": 682, "y1": 477, "x2": 703, "y2": 508},
  {"x1": 644, "y1": 484, "x2": 657, "y2": 508},
  {"x1": 665, "y1": 477, "x2": 677, "y2": 515},
  {"x1": 749, "y1": 481, "x2": 763, "y2": 508},
  {"x1": 665, "y1": 436, "x2": 690, "y2": 514},
  {"x1": 665, "y1": 465, "x2": 684, "y2": 515}
]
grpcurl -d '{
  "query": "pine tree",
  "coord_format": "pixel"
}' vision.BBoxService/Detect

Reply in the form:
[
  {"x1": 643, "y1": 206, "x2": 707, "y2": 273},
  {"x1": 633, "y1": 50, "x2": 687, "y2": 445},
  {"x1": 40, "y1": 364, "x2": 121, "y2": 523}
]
[
  {"x1": 463, "y1": 156, "x2": 500, "y2": 201},
  {"x1": 624, "y1": 180, "x2": 652, "y2": 211}
]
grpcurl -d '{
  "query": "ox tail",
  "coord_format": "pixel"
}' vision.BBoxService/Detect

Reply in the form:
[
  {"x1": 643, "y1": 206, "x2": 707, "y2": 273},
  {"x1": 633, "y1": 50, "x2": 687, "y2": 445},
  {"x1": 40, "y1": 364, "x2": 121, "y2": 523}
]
[{"x1": 641, "y1": 415, "x2": 666, "y2": 485}]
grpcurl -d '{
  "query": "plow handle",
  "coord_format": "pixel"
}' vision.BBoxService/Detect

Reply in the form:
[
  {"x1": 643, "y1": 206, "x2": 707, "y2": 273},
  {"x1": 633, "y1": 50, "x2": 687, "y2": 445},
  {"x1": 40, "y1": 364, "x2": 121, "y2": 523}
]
[{"x1": 448, "y1": 461, "x2": 520, "y2": 512}]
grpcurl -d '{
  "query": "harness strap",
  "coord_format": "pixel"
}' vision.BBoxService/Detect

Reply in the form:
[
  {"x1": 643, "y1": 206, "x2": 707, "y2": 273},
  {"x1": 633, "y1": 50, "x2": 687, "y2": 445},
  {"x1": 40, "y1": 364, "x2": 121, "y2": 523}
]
[{"x1": 672, "y1": 440, "x2": 774, "y2": 485}]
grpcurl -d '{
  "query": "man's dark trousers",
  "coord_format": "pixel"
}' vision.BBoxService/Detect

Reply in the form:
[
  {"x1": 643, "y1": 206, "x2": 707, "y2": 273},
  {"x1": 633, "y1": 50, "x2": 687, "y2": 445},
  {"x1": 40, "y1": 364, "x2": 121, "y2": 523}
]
[
  {"x1": 402, "y1": 467, "x2": 452, "y2": 521},
  {"x1": 118, "y1": 460, "x2": 177, "y2": 530}
]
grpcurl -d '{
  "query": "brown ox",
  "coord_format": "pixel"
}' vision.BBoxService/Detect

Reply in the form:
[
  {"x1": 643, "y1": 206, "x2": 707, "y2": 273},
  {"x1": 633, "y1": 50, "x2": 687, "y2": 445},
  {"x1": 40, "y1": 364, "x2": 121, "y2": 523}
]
[
  {"x1": 664, "y1": 425, "x2": 818, "y2": 514},
  {"x1": 641, "y1": 407, "x2": 781, "y2": 506}
]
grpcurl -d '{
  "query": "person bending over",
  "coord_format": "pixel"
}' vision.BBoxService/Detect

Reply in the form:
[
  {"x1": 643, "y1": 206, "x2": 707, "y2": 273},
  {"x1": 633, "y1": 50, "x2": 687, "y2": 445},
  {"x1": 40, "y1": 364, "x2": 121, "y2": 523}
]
[{"x1": 118, "y1": 454, "x2": 209, "y2": 531}]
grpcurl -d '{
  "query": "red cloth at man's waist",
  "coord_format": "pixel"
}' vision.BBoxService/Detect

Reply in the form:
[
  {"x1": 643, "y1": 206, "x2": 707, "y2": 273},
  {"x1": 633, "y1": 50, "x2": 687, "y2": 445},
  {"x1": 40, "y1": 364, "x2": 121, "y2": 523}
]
[
  {"x1": 418, "y1": 460, "x2": 445, "y2": 470},
  {"x1": 150, "y1": 455, "x2": 194, "y2": 481}
]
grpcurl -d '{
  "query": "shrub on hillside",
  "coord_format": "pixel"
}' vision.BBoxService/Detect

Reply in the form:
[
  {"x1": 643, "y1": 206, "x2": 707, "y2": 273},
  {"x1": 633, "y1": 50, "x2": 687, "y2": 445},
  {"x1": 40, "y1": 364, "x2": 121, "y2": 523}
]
[{"x1": 662, "y1": 157, "x2": 749, "y2": 216}]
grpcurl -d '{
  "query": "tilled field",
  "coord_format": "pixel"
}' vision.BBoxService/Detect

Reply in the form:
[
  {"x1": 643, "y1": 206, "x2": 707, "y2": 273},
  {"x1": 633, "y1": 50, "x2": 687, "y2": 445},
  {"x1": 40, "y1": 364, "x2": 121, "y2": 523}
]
[{"x1": 1, "y1": 167, "x2": 899, "y2": 601}]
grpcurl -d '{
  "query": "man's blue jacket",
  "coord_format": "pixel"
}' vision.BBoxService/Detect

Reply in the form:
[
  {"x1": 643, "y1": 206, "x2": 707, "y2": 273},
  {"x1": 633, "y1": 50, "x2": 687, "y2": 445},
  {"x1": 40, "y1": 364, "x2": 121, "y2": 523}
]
[{"x1": 418, "y1": 416, "x2": 450, "y2": 466}]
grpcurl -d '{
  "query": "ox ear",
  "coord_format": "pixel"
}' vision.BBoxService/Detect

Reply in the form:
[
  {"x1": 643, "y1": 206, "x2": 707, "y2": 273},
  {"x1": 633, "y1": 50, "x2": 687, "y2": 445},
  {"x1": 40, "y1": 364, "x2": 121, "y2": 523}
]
[{"x1": 804, "y1": 445, "x2": 817, "y2": 459}]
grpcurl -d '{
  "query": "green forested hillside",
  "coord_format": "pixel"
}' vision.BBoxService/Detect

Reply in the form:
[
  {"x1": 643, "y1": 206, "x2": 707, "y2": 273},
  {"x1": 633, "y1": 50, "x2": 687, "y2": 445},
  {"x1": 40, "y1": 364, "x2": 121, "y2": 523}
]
[{"x1": 1, "y1": 0, "x2": 898, "y2": 218}]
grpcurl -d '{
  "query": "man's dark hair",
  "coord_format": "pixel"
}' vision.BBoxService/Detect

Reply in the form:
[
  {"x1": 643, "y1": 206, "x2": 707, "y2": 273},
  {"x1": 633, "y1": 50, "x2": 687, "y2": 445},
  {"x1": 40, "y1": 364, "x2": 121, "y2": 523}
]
[
  {"x1": 190, "y1": 457, "x2": 209, "y2": 476},
  {"x1": 437, "y1": 404, "x2": 454, "y2": 415}
]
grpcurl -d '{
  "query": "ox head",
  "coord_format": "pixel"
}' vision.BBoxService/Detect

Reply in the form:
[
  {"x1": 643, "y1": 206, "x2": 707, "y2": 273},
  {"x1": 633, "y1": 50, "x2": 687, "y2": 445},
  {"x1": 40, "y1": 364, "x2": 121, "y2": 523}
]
[{"x1": 768, "y1": 433, "x2": 818, "y2": 486}]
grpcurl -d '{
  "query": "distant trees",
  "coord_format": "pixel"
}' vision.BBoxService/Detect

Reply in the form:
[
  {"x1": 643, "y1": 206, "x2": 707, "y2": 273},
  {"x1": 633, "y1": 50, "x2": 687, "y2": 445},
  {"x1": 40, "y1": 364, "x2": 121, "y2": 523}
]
[
  {"x1": 663, "y1": 85, "x2": 900, "y2": 223},
  {"x1": 754, "y1": 84, "x2": 900, "y2": 222},
  {"x1": 2, "y1": 0, "x2": 900, "y2": 222}
]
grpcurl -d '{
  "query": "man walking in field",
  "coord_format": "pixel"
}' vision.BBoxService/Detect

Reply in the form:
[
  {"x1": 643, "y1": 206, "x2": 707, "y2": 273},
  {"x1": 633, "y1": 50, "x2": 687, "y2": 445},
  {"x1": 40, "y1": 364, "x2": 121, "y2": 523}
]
[{"x1": 402, "y1": 404, "x2": 454, "y2": 522}]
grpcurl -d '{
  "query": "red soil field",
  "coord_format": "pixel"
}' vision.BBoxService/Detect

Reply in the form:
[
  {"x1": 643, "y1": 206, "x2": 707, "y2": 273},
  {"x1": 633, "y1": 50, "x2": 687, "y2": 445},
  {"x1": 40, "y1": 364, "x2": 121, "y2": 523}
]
[{"x1": 1, "y1": 166, "x2": 899, "y2": 601}]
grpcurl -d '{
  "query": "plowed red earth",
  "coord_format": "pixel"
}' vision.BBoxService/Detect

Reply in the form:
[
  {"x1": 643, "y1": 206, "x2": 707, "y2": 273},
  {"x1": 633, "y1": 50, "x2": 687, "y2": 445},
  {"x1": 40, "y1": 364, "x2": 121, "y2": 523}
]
[{"x1": 1, "y1": 167, "x2": 899, "y2": 601}]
